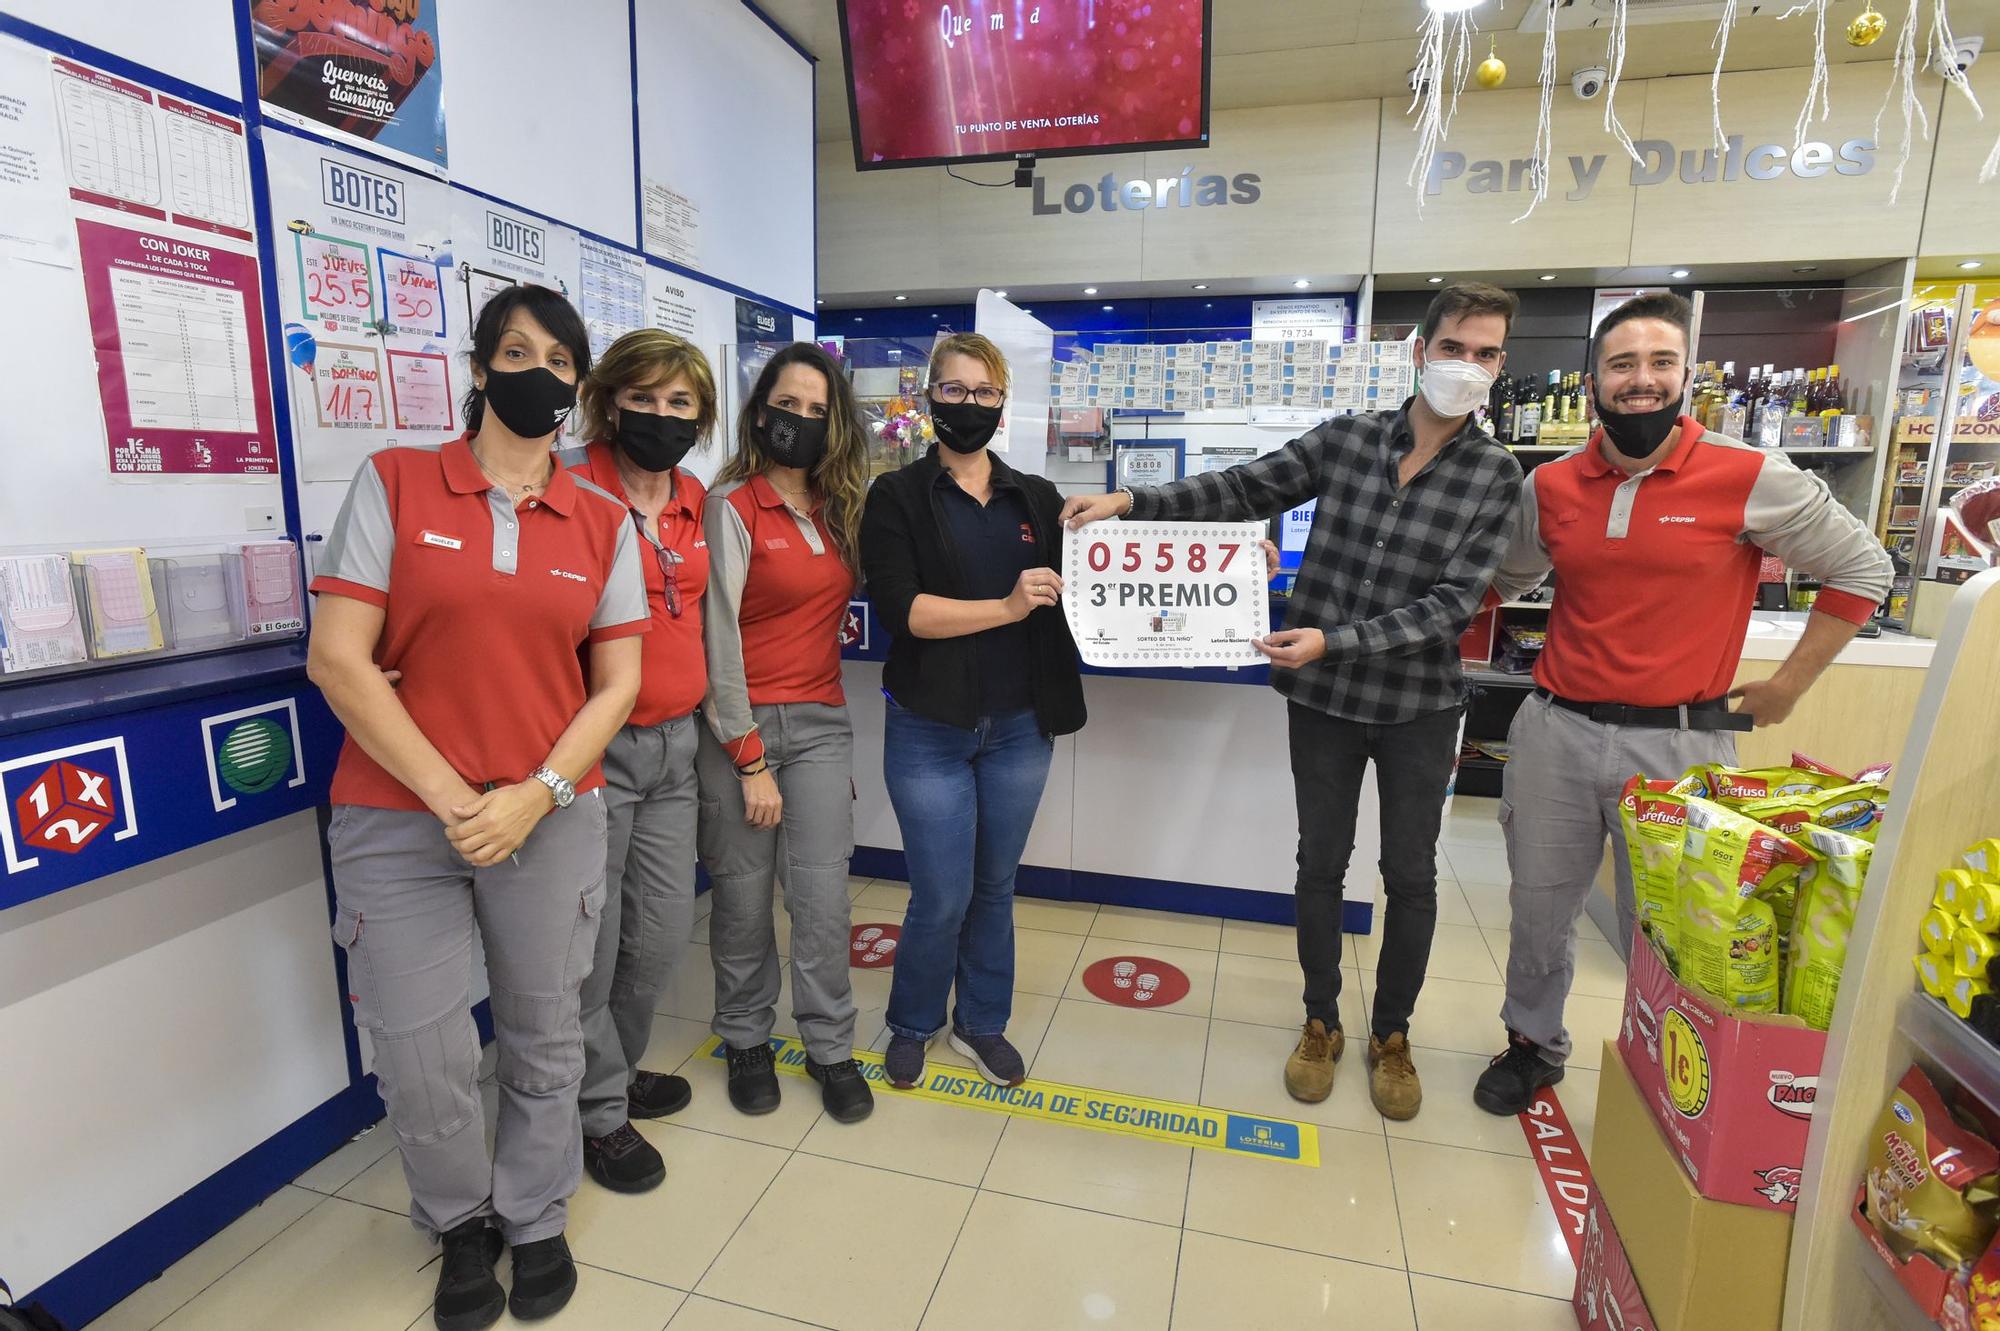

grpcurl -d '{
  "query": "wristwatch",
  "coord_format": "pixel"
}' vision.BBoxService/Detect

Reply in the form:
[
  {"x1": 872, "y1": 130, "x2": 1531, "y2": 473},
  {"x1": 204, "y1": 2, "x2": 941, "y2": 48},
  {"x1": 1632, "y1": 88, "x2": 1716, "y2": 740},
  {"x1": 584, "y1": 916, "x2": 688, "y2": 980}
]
[{"x1": 529, "y1": 766, "x2": 576, "y2": 809}]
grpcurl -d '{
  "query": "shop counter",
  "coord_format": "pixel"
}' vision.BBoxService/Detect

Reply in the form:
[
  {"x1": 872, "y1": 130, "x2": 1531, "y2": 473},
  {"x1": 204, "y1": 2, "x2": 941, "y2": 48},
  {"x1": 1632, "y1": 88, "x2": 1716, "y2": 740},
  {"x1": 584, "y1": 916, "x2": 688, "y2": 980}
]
[{"x1": 842, "y1": 597, "x2": 1938, "y2": 932}]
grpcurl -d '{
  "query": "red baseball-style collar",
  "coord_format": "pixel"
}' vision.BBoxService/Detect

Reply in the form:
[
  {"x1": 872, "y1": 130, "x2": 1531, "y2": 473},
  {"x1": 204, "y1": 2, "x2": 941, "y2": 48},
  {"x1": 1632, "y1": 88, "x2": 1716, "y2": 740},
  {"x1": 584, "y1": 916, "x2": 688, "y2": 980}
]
[
  {"x1": 442, "y1": 433, "x2": 579, "y2": 514},
  {"x1": 1580, "y1": 415, "x2": 1705, "y2": 478}
]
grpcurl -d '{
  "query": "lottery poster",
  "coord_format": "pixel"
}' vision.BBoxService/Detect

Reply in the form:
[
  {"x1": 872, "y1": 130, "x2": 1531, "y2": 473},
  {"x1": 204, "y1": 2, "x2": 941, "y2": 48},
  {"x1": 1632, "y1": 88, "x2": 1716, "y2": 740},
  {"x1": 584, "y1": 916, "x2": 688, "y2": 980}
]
[
  {"x1": 12, "y1": 48, "x2": 280, "y2": 477},
  {"x1": 265, "y1": 133, "x2": 457, "y2": 480},
  {"x1": 447, "y1": 187, "x2": 581, "y2": 339},
  {"x1": 249, "y1": 0, "x2": 449, "y2": 176}
]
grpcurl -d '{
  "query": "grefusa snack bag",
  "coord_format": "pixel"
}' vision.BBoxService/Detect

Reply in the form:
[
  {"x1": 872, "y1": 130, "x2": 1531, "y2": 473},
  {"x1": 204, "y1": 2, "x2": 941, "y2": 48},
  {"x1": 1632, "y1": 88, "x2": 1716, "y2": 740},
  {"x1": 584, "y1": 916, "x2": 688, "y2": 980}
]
[
  {"x1": 1784, "y1": 822, "x2": 1873, "y2": 1029},
  {"x1": 1739, "y1": 782, "x2": 1891, "y2": 843},
  {"x1": 1676, "y1": 795, "x2": 1817, "y2": 1012},
  {"x1": 1618, "y1": 773, "x2": 1692, "y2": 968}
]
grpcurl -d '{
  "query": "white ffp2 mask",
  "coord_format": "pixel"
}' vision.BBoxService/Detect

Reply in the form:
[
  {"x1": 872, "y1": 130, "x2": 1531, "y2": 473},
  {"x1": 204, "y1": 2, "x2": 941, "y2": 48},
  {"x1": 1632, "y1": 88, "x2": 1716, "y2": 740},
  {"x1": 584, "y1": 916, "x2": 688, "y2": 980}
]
[{"x1": 1417, "y1": 357, "x2": 1496, "y2": 419}]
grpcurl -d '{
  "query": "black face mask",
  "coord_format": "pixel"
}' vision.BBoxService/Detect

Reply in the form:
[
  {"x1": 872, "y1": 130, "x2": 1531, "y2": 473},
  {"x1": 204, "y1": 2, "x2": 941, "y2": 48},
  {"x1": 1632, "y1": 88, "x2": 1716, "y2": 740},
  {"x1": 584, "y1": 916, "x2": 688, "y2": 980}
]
[
  {"x1": 929, "y1": 397, "x2": 1004, "y2": 454},
  {"x1": 480, "y1": 365, "x2": 576, "y2": 439},
  {"x1": 758, "y1": 406, "x2": 829, "y2": 471},
  {"x1": 616, "y1": 411, "x2": 700, "y2": 473},
  {"x1": 1593, "y1": 378, "x2": 1687, "y2": 461}
]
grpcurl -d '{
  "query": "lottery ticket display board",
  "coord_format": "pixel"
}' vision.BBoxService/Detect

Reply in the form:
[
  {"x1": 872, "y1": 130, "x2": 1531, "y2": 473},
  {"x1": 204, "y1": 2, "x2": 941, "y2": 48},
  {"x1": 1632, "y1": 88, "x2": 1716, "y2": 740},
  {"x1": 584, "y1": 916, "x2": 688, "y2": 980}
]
[
  {"x1": 264, "y1": 132, "x2": 459, "y2": 481},
  {"x1": 0, "y1": 43, "x2": 281, "y2": 477}
]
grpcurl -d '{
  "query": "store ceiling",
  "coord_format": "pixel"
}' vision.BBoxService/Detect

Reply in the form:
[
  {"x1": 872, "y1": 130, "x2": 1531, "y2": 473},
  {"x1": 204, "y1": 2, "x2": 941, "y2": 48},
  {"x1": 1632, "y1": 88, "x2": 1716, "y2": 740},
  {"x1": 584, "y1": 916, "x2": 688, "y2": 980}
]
[{"x1": 761, "y1": 0, "x2": 2000, "y2": 144}]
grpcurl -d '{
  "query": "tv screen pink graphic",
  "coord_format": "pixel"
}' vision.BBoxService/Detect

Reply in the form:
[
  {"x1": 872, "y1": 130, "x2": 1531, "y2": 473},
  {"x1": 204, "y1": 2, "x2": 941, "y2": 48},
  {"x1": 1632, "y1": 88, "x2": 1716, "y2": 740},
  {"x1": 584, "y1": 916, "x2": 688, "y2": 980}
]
[{"x1": 840, "y1": 0, "x2": 1209, "y2": 168}]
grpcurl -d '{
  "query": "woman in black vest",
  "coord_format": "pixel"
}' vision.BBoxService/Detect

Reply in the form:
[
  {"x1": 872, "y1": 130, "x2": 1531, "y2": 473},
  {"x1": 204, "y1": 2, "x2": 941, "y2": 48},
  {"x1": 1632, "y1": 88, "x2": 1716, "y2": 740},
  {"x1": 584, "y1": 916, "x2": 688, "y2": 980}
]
[{"x1": 859, "y1": 332, "x2": 1085, "y2": 1091}]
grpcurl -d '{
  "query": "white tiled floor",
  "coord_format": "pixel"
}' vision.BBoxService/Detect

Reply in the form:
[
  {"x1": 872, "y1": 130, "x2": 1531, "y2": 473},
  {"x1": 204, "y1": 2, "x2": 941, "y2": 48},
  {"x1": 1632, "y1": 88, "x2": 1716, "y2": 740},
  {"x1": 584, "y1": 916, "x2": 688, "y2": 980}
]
[{"x1": 99, "y1": 803, "x2": 1609, "y2": 1331}]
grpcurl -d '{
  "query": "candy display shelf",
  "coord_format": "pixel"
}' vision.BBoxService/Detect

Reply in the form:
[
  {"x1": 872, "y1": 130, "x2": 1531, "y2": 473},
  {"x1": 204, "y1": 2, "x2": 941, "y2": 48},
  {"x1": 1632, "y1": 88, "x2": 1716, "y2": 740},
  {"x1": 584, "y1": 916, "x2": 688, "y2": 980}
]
[
  {"x1": 1785, "y1": 568, "x2": 2000, "y2": 1331},
  {"x1": 1851, "y1": 1224, "x2": 1956, "y2": 1331}
]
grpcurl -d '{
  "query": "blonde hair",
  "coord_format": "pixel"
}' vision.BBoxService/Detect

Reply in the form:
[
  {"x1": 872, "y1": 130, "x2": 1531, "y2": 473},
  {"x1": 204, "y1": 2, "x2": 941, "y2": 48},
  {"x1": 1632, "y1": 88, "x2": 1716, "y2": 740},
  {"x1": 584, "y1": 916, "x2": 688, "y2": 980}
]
[
  {"x1": 716, "y1": 343, "x2": 869, "y2": 570},
  {"x1": 927, "y1": 332, "x2": 1010, "y2": 394},
  {"x1": 578, "y1": 329, "x2": 718, "y2": 445}
]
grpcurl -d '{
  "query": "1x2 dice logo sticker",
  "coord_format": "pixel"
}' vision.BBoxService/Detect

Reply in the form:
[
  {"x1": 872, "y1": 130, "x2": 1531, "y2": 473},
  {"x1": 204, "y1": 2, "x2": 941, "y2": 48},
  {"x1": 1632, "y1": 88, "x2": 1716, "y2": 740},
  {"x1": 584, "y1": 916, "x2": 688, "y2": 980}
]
[{"x1": 15, "y1": 760, "x2": 116, "y2": 854}]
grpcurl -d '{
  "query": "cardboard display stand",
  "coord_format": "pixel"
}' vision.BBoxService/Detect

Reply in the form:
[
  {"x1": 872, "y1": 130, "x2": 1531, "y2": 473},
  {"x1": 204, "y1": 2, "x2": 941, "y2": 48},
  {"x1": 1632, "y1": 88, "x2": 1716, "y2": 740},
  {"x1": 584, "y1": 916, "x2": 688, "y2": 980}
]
[
  {"x1": 1592, "y1": 1043, "x2": 1794, "y2": 1331},
  {"x1": 1618, "y1": 930, "x2": 1827, "y2": 1213}
]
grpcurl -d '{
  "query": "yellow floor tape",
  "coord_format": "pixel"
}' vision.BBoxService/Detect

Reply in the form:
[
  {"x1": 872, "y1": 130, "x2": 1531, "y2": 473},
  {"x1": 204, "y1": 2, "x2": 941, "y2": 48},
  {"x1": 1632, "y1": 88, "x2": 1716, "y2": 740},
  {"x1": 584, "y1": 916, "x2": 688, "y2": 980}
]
[{"x1": 698, "y1": 1034, "x2": 1320, "y2": 1167}]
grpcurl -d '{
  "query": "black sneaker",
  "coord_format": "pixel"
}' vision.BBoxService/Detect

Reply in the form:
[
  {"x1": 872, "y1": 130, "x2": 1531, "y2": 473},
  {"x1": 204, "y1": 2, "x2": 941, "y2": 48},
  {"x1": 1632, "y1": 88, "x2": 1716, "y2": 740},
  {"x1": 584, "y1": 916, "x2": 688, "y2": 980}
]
[
  {"x1": 725, "y1": 1042, "x2": 782, "y2": 1115},
  {"x1": 1473, "y1": 1032, "x2": 1565, "y2": 1116},
  {"x1": 507, "y1": 1234, "x2": 578, "y2": 1321},
  {"x1": 628, "y1": 1069, "x2": 692, "y2": 1119},
  {"x1": 883, "y1": 1034, "x2": 927, "y2": 1090},
  {"x1": 432, "y1": 1218, "x2": 504, "y2": 1331},
  {"x1": 807, "y1": 1056, "x2": 875, "y2": 1122},
  {"x1": 583, "y1": 1121, "x2": 665, "y2": 1194},
  {"x1": 949, "y1": 1028, "x2": 1025, "y2": 1087}
]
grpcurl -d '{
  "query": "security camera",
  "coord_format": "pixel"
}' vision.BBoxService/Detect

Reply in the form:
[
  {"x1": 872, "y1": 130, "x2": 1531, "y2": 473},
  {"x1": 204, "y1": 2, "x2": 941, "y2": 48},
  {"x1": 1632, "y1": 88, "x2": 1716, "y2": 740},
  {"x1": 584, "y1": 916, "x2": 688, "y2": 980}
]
[
  {"x1": 1407, "y1": 67, "x2": 1431, "y2": 96},
  {"x1": 1571, "y1": 66, "x2": 1608, "y2": 100},
  {"x1": 1933, "y1": 34, "x2": 1982, "y2": 75}
]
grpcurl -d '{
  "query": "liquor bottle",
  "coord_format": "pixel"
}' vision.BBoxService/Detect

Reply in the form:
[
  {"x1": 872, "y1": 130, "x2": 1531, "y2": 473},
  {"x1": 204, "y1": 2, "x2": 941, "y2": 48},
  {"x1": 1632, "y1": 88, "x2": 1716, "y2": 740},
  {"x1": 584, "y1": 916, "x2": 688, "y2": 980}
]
[
  {"x1": 1542, "y1": 370, "x2": 1559, "y2": 426},
  {"x1": 1820, "y1": 365, "x2": 1843, "y2": 419},
  {"x1": 1790, "y1": 369, "x2": 1809, "y2": 417},
  {"x1": 1517, "y1": 377, "x2": 1542, "y2": 442}
]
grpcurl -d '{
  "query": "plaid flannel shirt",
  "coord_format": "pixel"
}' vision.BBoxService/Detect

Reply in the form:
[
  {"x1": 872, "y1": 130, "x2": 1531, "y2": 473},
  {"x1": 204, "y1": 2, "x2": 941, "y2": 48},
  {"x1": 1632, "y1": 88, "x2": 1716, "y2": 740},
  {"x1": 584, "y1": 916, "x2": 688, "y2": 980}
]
[{"x1": 1127, "y1": 402, "x2": 1523, "y2": 724}]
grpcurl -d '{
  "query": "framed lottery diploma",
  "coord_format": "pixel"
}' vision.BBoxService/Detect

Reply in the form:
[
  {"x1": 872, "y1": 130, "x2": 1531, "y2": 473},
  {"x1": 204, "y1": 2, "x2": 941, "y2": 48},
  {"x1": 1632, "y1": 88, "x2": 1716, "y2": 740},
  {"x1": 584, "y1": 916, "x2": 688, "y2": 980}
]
[{"x1": 1063, "y1": 521, "x2": 1270, "y2": 667}]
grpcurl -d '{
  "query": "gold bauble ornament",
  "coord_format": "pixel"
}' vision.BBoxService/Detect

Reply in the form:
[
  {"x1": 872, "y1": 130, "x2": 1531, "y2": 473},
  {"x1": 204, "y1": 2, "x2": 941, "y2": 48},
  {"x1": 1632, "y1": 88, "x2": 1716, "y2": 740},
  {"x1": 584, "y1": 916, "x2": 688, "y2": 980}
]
[
  {"x1": 1476, "y1": 42, "x2": 1507, "y2": 89},
  {"x1": 1846, "y1": 3, "x2": 1886, "y2": 47}
]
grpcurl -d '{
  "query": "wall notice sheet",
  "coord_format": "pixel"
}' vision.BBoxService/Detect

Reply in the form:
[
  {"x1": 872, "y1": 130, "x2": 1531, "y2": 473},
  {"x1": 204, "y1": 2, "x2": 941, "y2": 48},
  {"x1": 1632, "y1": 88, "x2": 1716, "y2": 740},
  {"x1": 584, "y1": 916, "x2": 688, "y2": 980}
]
[
  {"x1": 1062, "y1": 521, "x2": 1270, "y2": 668},
  {"x1": 642, "y1": 178, "x2": 700, "y2": 266},
  {"x1": 265, "y1": 132, "x2": 456, "y2": 481},
  {"x1": 580, "y1": 236, "x2": 646, "y2": 358},
  {"x1": 450, "y1": 187, "x2": 581, "y2": 332},
  {"x1": 644, "y1": 266, "x2": 700, "y2": 339}
]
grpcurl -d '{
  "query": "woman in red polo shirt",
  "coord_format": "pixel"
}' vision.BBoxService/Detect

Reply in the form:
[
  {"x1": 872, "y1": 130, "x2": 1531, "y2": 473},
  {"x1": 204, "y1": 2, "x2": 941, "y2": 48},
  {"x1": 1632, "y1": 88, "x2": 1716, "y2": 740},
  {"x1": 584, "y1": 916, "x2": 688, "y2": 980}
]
[
  {"x1": 560, "y1": 330, "x2": 713, "y2": 1196},
  {"x1": 308, "y1": 285, "x2": 644, "y2": 1330},
  {"x1": 699, "y1": 342, "x2": 873, "y2": 1124}
]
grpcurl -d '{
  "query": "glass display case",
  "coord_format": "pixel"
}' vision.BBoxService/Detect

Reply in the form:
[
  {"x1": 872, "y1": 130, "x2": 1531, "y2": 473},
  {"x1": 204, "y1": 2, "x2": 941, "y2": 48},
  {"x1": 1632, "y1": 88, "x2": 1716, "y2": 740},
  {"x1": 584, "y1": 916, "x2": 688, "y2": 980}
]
[{"x1": 1891, "y1": 282, "x2": 2000, "y2": 588}]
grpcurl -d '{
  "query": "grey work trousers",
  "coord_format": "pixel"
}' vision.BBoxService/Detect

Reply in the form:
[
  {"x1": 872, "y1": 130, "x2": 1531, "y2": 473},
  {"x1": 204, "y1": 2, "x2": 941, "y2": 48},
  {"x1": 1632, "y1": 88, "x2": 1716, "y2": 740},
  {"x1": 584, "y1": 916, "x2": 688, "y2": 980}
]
[
  {"x1": 579, "y1": 713, "x2": 701, "y2": 1136},
  {"x1": 328, "y1": 794, "x2": 607, "y2": 1244},
  {"x1": 1498, "y1": 692, "x2": 1736, "y2": 1064},
  {"x1": 695, "y1": 702, "x2": 857, "y2": 1063}
]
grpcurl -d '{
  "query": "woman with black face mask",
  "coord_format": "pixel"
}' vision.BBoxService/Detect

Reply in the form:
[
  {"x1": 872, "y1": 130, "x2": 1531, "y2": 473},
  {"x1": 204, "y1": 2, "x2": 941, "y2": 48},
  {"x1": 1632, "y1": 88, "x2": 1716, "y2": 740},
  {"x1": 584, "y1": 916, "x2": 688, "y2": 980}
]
[
  {"x1": 858, "y1": 333, "x2": 1085, "y2": 1092},
  {"x1": 557, "y1": 331, "x2": 716, "y2": 1196},
  {"x1": 309, "y1": 284, "x2": 645, "y2": 1329},
  {"x1": 697, "y1": 341, "x2": 875, "y2": 1124}
]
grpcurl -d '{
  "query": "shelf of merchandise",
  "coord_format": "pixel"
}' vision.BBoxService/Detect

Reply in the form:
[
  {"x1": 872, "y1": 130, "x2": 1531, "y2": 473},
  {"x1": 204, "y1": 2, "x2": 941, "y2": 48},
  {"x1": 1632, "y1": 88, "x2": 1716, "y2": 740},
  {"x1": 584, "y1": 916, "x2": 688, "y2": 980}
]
[
  {"x1": 1900, "y1": 992, "x2": 2000, "y2": 1114},
  {"x1": 1852, "y1": 1224, "x2": 1954, "y2": 1331}
]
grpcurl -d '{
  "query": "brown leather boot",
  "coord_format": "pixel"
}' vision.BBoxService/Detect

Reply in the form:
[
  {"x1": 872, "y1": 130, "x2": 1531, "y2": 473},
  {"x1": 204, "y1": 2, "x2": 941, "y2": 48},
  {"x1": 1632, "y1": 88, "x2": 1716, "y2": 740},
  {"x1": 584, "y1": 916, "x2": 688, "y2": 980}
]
[
  {"x1": 1368, "y1": 1032, "x2": 1422, "y2": 1121},
  {"x1": 1283, "y1": 1019, "x2": 1343, "y2": 1103}
]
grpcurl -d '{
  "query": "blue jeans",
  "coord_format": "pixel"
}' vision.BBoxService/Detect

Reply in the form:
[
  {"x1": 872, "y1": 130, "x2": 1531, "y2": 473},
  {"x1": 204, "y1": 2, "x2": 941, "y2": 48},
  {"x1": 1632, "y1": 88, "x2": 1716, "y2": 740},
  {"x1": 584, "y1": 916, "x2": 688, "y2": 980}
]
[{"x1": 882, "y1": 702, "x2": 1054, "y2": 1041}]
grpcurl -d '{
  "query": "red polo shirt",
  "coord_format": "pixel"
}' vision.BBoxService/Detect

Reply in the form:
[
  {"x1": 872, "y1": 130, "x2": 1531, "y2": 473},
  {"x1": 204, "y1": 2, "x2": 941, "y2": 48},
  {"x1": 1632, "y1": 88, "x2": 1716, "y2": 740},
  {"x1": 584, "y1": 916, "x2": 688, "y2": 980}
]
[
  {"x1": 564, "y1": 441, "x2": 709, "y2": 727},
  {"x1": 1506, "y1": 418, "x2": 1888, "y2": 708},
  {"x1": 703, "y1": 474, "x2": 854, "y2": 766},
  {"x1": 311, "y1": 436, "x2": 649, "y2": 810}
]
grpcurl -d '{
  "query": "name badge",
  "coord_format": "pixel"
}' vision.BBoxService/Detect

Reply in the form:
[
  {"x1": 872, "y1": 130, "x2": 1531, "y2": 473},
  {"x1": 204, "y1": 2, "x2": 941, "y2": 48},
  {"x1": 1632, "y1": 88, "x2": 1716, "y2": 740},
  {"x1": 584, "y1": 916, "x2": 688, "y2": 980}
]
[
  {"x1": 419, "y1": 530, "x2": 463, "y2": 550},
  {"x1": 765, "y1": 537, "x2": 790, "y2": 551}
]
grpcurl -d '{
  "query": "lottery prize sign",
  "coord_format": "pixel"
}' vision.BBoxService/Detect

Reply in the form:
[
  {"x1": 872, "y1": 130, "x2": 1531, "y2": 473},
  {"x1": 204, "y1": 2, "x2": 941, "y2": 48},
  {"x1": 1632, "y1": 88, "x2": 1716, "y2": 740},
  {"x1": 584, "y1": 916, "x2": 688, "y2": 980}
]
[{"x1": 1063, "y1": 521, "x2": 1269, "y2": 668}]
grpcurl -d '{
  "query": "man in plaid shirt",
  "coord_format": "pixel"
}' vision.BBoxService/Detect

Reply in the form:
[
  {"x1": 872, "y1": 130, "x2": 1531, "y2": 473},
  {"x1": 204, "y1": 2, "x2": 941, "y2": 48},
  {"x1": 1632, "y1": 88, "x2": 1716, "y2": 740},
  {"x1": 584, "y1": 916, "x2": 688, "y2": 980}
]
[{"x1": 1060, "y1": 284, "x2": 1524, "y2": 1122}]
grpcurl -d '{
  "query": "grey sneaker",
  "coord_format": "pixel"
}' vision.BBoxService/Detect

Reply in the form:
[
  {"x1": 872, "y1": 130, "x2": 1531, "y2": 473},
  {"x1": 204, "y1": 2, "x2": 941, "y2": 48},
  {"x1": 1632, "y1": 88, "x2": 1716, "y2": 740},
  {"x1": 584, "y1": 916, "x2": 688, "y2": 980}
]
[
  {"x1": 884, "y1": 1034, "x2": 927, "y2": 1089},
  {"x1": 949, "y1": 1029, "x2": 1025, "y2": 1086}
]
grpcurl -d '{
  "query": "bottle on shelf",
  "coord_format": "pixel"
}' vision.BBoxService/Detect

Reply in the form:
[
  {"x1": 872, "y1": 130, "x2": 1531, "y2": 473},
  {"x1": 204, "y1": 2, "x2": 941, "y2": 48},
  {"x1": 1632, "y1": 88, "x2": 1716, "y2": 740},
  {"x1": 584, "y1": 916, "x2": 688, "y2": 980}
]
[
  {"x1": 1820, "y1": 364, "x2": 1844, "y2": 420},
  {"x1": 1790, "y1": 369, "x2": 1810, "y2": 418}
]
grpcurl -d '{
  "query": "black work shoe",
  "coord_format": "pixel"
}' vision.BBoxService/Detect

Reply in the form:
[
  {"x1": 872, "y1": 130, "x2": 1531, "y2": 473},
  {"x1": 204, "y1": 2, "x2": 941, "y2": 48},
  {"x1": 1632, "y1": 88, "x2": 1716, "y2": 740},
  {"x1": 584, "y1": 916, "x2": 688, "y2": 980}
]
[
  {"x1": 1473, "y1": 1032, "x2": 1565, "y2": 1116},
  {"x1": 807, "y1": 1056, "x2": 875, "y2": 1122},
  {"x1": 725, "y1": 1042, "x2": 782, "y2": 1115},
  {"x1": 507, "y1": 1234, "x2": 578, "y2": 1321},
  {"x1": 583, "y1": 1121, "x2": 665, "y2": 1194},
  {"x1": 433, "y1": 1218, "x2": 504, "y2": 1331},
  {"x1": 628, "y1": 1069, "x2": 692, "y2": 1119}
]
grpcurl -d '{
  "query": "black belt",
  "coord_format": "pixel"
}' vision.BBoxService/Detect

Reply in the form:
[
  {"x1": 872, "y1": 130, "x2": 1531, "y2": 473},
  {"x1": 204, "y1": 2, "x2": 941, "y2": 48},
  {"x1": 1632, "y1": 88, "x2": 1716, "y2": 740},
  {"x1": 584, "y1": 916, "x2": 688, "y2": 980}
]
[{"x1": 1534, "y1": 688, "x2": 1754, "y2": 733}]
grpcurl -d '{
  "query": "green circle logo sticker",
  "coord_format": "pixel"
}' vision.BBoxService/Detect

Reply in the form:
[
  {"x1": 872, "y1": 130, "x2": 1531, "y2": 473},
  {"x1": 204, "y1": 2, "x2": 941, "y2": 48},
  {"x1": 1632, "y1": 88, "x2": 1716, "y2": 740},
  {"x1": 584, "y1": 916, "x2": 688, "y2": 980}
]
[{"x1": 218, "y1": 718, "x2": 293, "y2": 795}]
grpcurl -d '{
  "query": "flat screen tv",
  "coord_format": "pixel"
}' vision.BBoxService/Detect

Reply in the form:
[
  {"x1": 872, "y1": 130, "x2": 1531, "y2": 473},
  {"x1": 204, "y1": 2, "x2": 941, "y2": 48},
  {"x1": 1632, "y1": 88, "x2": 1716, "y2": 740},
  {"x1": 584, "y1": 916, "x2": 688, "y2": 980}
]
[{"x1": 837, "y1": 0, "x2": 1211, "y2": 171}]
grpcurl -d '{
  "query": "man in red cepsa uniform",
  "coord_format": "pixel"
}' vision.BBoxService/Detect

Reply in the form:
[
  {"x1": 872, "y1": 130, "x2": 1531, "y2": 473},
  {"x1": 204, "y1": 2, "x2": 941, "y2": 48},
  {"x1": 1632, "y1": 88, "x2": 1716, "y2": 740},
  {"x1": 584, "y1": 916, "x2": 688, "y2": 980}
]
[{"x1": 1472, "y1": 291, "x2": 1892, "y2": 1116}]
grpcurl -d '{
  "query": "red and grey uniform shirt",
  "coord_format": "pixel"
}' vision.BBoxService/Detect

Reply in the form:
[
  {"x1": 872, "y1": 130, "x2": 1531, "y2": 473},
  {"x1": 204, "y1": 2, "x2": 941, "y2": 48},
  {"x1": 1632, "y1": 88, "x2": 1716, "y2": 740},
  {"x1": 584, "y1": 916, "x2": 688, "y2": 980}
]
[
  {"x1": 560, "y1": 441, "x2": 709, "y2": 727},
  {"x1": 1492, "y1": 417, "x2": 1893, "y2": 708},
  {"x1": 701, "y1": 473, "x2": 855, "y2": 767},
  {"x1": 310, "y1": 435, "x2": 649, "y2": 809}
]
